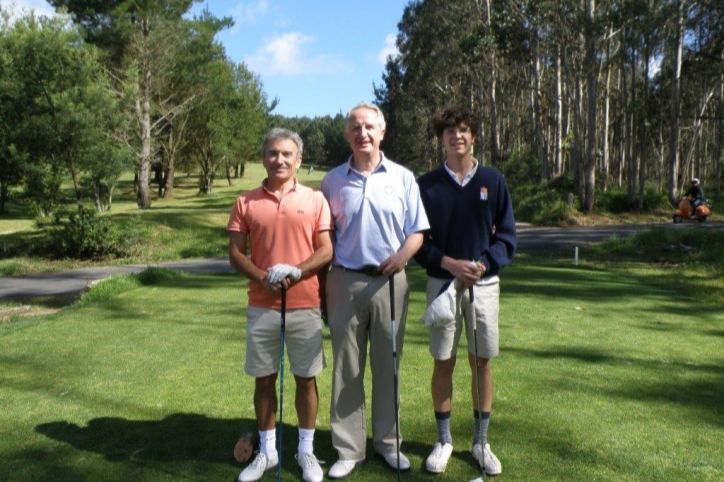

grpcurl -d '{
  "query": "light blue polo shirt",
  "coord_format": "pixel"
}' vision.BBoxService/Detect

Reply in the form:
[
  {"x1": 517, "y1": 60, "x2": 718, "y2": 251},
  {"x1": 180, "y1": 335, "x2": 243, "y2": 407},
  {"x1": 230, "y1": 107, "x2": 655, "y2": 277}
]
[{"x1": 321, "y1": 153, "x2": 430, "y2": 269}]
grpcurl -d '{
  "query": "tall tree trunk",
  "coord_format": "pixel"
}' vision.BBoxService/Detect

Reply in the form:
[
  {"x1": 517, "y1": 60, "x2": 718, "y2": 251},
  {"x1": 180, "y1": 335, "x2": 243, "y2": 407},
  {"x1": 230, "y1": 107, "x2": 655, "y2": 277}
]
[
  {"x1": 137, "y1": 16, "x2": 153, "y2": 210},
  {"x1": 602, "y1": 26, "x2": 612, "y2": 191},
  {"x1": 574, "y1": 75, "x2": 585, "y2": 202},
  {"x1": 531, "y1": 24, "x2": 548, "y2": 180},
  {"x1": 554, "y1": 45, "x2": 563, "y2": 177},
  {"x1": 618, "y1": 61, "x2": 626, "y2": 188},
  {"x1": 638, "y1": 26, "x2": 651, "y2": 210},
  {"x1": 668, "y1": 0, "x2": 685, "y2": 204},
  {"x1": 582, "y1": 0, "x2": 597, "y2": 212},
  {"x1": 483, "y1": 0, "x2": 500, "y2": 163},
  {"x1": 717, "y1": 50, "x2": 723, "y2": 201},
  {"x1": 628, "y1": 24, "x2": 638, "y2": 207}
]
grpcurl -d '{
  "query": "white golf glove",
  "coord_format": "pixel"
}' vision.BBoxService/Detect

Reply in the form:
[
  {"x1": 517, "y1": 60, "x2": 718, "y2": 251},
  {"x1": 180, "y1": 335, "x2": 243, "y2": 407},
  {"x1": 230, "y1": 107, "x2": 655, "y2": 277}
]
[{"x1": 267, "y1": 264, "x2": 302, "y2": 284}]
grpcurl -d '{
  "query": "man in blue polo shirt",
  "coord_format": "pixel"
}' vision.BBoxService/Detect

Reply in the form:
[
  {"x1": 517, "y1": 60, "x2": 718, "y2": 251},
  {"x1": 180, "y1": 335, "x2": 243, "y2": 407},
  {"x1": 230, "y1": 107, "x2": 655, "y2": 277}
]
[
  {"x1": 414, "y1": 106, "x2": 516, "y2": 476},
  {"x1": 321, "y1": 102, "x2": 429, "y2": 479}
]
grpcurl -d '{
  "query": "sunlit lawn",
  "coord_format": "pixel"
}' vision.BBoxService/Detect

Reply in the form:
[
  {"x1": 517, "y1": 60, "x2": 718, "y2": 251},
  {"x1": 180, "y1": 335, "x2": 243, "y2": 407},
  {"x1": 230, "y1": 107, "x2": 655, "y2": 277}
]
[
  {"x1": 0, "y1": 163, "x2": 329, "y2": 275},
  {"x1": 1, "y1": 262, "x2": 722, "y2": 482}
]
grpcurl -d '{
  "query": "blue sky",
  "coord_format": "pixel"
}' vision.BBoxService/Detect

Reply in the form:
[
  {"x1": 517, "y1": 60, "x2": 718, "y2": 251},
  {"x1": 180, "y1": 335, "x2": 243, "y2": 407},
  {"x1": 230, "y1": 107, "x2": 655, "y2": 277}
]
[{"x1": 5, "y1": 0, "x2": 409, "y2": 118}]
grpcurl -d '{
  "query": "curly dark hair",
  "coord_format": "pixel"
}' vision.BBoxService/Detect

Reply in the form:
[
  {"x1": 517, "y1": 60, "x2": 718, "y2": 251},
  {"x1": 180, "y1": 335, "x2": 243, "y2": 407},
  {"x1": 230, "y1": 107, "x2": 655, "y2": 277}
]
[{"x1": 430, "y1": 106, "x2": 480, "y2": 139}]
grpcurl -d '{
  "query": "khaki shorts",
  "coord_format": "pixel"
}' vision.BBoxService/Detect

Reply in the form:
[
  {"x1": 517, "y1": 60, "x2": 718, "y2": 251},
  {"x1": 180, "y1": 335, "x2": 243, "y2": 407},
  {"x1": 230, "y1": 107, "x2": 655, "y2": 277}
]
[
  {"x1": 244, "y1": 306, "x2": 326, "y2": 378},
  {"x1": 426, "y1": 278, "x2": 499, "y2": 360}
]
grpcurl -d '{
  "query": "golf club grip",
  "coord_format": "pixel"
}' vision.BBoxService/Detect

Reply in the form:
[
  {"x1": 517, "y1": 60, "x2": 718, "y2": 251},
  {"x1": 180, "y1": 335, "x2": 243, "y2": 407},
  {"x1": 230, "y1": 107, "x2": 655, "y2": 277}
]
[
  {"x1": 389, "y1": 276, "x2": 398, "y2": 357},
  {"x1": 388, "y1": 275, "x2": 395, "y2": 322},
  {"x1": 281, "y1": 286, "x2": 286, "y2": 330}
]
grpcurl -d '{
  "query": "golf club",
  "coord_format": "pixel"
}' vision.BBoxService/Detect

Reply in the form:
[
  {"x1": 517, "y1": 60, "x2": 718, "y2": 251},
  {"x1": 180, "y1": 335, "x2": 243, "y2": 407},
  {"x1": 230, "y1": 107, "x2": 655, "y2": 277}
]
[
  {"x1": 388, "y1": 275, "x2": 402, "y2": 482},
  {"x1": 469, "y1": 286, "x2": 486, "y2": 482},
  {"x1": 277, "y1": 286, "x2": 287, "y2": 482}
]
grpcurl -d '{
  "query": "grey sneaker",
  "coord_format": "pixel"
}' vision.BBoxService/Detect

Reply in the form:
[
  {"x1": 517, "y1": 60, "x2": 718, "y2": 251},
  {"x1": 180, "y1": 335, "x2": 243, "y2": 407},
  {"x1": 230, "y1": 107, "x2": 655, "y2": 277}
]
[
  {"x1": 471, "y1": 443, "x2": 502, "y2": 475},
  {"x1": 297, "y1": 452, "x2": 323, "y2": 482},
  {"x1": 425, "y1": 442, "x2": 454, "y2": 473},
  {"x1": 238, "y1": 451, "x2": 279, "y2": 482}
]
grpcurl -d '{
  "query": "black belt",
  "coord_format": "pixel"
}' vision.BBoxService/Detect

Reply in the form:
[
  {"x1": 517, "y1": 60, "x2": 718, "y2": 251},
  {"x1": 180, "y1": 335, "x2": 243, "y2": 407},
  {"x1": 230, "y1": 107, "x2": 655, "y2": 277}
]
[{"x1": 336, "y1": 265, "x2": 383, "y2": 276}]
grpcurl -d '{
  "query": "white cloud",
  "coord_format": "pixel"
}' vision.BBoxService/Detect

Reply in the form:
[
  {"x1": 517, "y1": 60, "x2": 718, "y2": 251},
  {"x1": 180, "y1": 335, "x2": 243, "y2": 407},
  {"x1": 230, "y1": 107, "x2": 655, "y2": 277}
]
[
  {"x1": 230, "y1": 0, "x2": 270, "y2": 25},
  {"x1": 377, "y1": 33, "x2": 399, "y2": 64},
  {"x1": 0, "y1": 0, "x2": 56, "y2": 18},
  {"x1": 245, "y1": 32, "x2": 351, "y2": 76}
]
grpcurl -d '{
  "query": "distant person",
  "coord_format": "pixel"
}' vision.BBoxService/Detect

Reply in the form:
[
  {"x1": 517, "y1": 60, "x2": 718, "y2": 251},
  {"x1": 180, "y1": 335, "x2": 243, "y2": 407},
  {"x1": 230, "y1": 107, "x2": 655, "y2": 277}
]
[
  {"x1": 228, "y1": 127, "x2": 333, "y2": 482},
  {"x1": 683, "y1": 178, "x2": 705, "y2": 211},
  {"x1": 414, "y1": 106, "x2": 516, "y2": 476},
  {"x1": 321, "y1": 102, "x2": 430, "y2": 479},
  {"x1": 308, "y1": 165, "x2": 314, "y2": 175}
]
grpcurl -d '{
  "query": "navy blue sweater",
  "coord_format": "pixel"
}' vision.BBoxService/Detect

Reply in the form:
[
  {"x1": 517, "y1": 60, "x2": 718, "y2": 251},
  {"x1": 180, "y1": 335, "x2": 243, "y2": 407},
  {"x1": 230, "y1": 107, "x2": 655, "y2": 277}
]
[{"x1": 414, "y1": 165, "x2": 517, "y2": 279}]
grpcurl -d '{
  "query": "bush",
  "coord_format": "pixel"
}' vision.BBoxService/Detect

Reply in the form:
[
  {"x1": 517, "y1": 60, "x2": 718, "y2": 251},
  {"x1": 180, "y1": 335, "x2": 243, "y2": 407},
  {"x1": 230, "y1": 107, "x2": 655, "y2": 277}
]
[
  {"x1": 513, "y1": 182, "x2": 575, "y2": 225},
  {"x1": 46, "y1": 205, "x2": 139, "y2": 260},
  {"x1": 597, "y1": 186, "x2": 671, "y2": 213}
]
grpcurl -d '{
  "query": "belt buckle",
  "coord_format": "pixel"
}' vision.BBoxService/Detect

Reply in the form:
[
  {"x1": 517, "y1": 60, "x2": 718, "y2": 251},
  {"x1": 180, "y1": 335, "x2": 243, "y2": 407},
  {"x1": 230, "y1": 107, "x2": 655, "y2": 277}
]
[{"x1": 363, "y1": 265, "x2": 380, "y2": 276}]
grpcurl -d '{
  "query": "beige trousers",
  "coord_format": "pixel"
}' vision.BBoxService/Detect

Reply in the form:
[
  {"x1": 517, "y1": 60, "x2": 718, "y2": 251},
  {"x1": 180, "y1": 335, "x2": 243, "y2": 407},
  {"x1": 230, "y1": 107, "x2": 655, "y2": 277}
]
[{"x1": 326, "y1": 266, "x2": 409, "y2": 461}]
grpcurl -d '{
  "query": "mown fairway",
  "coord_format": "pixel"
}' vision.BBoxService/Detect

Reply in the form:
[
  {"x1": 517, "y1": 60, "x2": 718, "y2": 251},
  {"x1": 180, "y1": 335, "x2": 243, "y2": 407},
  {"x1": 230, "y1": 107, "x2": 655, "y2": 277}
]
[{"x1": 1, "y1": 260, "x2": 722, "y2": 482}]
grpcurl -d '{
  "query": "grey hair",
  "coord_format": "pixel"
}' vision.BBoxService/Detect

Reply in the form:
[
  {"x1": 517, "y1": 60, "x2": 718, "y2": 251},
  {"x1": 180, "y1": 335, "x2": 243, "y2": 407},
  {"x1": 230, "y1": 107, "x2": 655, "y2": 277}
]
[
  {"x1": 262, "y1": 127, "x2": 304, "y2": 157},
  {"x1": 346, "y1": 102, "x2": 386, "y2": 131}
]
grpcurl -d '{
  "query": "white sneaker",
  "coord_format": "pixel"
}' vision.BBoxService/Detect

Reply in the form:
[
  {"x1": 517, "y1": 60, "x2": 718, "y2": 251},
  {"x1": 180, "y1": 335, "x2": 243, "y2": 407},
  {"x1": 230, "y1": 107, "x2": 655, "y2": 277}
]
[
  {"x1": 238, "y1": 452, "x2": 279, "y2": 482},
  {"x1": 297, "y1": 452, "x2": 323, "y2": 482},
  {"x1": 471, "y1": 443, "x2": 502, "y2": 475},
  {"x1": 425, "y1": 442, "x2": 454, "y2": 473},
  {"x1": 377, "y1": 450, "x2": 411, "y2": 471},
  {"x1": 328, "y1": 459, "x2": 362, "y2": 479}
]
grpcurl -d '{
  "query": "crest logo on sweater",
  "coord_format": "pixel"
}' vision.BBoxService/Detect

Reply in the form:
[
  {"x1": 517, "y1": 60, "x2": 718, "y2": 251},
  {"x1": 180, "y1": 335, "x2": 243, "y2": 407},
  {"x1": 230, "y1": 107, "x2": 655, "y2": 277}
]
[{"x1": 480, "y1": 187, "x2": 488, "y2": 201}]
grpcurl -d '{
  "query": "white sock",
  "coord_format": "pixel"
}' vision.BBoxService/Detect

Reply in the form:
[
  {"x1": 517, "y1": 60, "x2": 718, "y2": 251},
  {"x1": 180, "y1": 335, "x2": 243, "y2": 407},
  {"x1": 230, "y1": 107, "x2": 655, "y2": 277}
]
[
  {"x1": 298, "y1": 428, "x2": 315, "y2": 454},
  {"x1": 259, "y1": 429, "x2": 277, "y2": 457}
]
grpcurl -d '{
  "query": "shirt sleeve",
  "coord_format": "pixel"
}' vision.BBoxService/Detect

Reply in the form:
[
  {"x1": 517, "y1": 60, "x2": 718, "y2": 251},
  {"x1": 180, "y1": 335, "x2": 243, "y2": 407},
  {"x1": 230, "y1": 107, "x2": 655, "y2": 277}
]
[
  {"x1": 403, "y1": 169, "x2": 430, "y2": 236},
  {"x1": 227, "y1": 197, "x2": 249, "y2": 233}
]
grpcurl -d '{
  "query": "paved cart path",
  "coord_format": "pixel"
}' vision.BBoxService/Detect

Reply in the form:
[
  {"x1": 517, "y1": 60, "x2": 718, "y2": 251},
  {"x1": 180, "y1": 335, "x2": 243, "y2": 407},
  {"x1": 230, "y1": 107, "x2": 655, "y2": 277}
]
[{"x1": 1, "y1": 221, "x2": 722, "y2": 301}]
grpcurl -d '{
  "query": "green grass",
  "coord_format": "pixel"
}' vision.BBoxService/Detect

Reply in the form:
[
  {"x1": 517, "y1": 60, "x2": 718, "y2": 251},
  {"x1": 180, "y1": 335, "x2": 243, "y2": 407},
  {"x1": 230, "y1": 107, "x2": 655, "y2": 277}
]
[
  {"x1": 1, "y1": 264, "x2": 722, "y2": 482},
  {"x1": 0, "y1": 163, "x2": 329, "y2": 276}
]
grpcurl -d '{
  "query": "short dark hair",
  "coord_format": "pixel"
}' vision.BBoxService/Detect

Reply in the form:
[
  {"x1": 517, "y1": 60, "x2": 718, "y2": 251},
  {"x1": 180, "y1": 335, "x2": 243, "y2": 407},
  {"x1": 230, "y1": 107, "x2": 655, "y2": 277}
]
[{"x1": 431, "y1": 106, "x2": 480, "y2": 138}]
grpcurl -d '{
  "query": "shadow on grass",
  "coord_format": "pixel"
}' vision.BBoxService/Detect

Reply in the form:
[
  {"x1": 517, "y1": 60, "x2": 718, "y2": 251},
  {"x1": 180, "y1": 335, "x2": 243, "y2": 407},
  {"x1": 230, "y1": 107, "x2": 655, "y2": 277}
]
[
  {"x1": 507, "y1": 346, "x2": 724, "y2": 426},
  {"x1": 33, "y1": 415, "x2": 454, "y2": 478},
  {"x1": 502, "y1": 263, "x2": 723, "y2": 317},
  {"x1": 36, "y1": 414, "x2": 282, "y2": 465}
]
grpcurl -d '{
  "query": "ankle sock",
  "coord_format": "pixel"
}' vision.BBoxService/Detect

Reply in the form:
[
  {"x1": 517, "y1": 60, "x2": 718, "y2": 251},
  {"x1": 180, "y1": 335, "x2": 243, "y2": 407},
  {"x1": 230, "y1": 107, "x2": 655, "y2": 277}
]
[
  {"x1": 473, "y1": 410, "x2": 490, "y2": 447},
  {"x1": 298, "y1": 427, "x2": 315, "y2": 454},
  {"x1": 260, "y1": 429, "x2": 277, "y2": 458},
  {"x1": 435, "y1": 410, "x2": 453, "y2": 445}
]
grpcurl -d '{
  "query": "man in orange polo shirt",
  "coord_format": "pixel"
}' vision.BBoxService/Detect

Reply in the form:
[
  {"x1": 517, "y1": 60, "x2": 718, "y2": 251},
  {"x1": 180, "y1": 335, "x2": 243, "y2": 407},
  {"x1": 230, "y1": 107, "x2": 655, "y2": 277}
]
[{"x1": 228, "y1": 128, "x2": 333, "y2": 482}]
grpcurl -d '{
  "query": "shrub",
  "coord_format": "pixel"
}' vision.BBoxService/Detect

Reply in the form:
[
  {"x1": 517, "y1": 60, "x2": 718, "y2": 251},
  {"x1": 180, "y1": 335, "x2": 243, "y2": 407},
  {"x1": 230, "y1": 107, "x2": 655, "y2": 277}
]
[
  {"x1": 597, "y1": 188, "x2": 631, "y2": 213},
  {"x1": 46, "y1": 205, "x2": 139, "y2": 260},
  {"x1": 597, "y1": 186, "x2": 671, "y2": 213},
  {"x1": 513, "y1": 182, "x2": 575, "y2": 226}
]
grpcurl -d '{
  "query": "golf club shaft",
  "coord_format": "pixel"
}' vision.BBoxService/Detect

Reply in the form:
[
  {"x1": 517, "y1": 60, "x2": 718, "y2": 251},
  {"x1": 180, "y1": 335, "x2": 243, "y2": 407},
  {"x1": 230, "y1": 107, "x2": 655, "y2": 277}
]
[
  {"x1": 469, "y1": 286, "x2": 485, "y2": 482},
  {"x1": 278, "y1": 286, "x2": 286, "y2": 482},
  {"x1": 389, "y1": 275, "x2": 401, "y2": 482}
]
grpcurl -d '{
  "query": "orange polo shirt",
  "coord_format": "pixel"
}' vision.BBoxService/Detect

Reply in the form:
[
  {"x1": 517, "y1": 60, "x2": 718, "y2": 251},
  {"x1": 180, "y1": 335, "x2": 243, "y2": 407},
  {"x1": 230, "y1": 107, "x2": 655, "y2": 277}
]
[{"x1": 227, "y1": 181, "x2": 331, "y2": 310}]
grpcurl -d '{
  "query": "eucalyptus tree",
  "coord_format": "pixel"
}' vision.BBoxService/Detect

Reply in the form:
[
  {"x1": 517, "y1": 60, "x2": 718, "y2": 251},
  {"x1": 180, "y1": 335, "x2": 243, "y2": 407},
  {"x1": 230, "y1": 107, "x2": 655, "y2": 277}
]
[{"x1": 376, "y1": 0, "x2": 481, "y2": 168}]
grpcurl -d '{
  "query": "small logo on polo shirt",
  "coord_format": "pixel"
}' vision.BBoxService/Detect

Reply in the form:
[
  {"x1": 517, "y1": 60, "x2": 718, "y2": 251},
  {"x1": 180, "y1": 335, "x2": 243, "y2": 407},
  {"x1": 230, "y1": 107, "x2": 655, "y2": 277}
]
[{"x1": 480, "y1": 187, "x2": 488, "y2": 201}]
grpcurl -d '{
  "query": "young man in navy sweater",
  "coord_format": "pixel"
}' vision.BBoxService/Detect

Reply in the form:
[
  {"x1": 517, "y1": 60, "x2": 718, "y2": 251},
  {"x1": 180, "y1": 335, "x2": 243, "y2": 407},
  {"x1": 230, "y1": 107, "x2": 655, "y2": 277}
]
[{"x1": 414, "y1": 106, "x2": 516, "y2": 476}]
